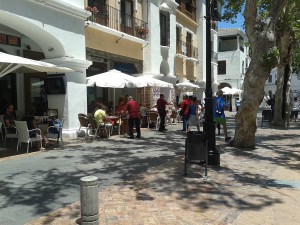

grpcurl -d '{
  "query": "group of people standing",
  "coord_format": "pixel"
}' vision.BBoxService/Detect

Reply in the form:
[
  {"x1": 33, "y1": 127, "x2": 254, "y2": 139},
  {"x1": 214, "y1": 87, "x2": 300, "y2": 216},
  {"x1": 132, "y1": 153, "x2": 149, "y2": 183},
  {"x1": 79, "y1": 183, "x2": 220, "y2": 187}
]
[{"x1": 178, "y1": 90, "x2": 231, "y2": 142}]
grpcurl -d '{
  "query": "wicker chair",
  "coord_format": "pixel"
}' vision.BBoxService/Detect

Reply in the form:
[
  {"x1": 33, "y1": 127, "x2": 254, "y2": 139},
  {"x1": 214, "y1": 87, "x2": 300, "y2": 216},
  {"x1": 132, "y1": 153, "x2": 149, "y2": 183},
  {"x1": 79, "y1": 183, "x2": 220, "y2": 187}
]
[
  {"x1": 147, "y1": 111, "x2": 159, "y2": 130},
  {"x1": 77, "y1": 113, "x2": 89, "y2": 138}
]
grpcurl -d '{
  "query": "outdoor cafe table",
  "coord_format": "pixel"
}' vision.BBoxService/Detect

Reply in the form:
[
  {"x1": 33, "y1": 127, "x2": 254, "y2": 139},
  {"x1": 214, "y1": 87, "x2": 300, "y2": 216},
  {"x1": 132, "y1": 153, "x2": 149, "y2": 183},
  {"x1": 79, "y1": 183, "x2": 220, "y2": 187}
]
[{"x1": 106, "y1": 116, "x2": 120, "y2": 135}]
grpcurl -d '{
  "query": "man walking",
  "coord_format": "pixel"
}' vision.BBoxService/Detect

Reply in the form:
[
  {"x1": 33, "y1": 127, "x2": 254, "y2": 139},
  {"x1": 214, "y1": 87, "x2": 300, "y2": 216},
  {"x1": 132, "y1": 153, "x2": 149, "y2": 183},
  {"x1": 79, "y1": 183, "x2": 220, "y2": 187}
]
[
  {"x1": 125, "y1": 96, "x2": 141, "y2": 139},
  {"x1": 157, "y1": 93, "x2": 168, "y2": 132},
  {"x1": 213, "y1": 90, "x2": 231, "y2": 142}
]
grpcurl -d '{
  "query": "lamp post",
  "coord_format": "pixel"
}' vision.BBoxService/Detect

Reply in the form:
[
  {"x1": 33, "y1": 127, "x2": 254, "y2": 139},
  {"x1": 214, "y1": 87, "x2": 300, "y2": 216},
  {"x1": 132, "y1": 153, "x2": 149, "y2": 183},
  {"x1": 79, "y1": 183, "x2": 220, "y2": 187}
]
[{"x1": 203, "y1": 0, "x2": 220, "y2": 165}]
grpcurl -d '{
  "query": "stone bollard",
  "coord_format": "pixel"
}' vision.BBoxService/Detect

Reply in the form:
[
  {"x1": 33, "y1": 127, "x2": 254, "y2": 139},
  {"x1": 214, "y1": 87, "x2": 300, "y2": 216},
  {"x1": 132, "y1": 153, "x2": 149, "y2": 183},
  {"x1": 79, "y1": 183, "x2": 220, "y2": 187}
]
[{"x1": 80, "y1": 176, "x2": 99, "y2": 225}]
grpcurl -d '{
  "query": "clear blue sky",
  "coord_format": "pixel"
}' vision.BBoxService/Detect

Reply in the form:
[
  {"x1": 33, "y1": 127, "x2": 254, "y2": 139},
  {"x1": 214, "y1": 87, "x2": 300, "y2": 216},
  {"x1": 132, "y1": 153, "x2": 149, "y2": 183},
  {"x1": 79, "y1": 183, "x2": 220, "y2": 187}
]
[{"x1": 218, "y1": 13, "x2": 245, "y2": 31}]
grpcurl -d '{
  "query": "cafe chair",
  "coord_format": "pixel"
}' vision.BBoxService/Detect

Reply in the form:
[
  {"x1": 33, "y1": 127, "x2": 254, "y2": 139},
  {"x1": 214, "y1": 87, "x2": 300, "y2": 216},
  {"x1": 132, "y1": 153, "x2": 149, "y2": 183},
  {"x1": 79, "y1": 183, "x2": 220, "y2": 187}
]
[
  {"x1": 47, "y1": 118, "x2": 64, "y2": 148},
  {"x1": 88, "y1": 117, "x2": 111, "y2": 139},
  {"x1": 1, "y1": 115, "x2": 18, "y2": 147},
  {"x1": 77, "y1": 113, "x2": 89, "y2": 139},
  {"x1": 15, "y1": 121, "x2": 42, "y2": 154},
  {"x1": 147, "y1": 111, "x2": 159, "y2": 130}
]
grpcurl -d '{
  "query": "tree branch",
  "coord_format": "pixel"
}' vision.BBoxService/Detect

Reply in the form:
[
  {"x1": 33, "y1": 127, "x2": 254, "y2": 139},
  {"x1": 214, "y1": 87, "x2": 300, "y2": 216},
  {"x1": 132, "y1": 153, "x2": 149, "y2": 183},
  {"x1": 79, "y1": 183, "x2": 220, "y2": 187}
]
[
  {"x1": 244, "y1": 0, "x2": 257, "y2": 29},
  {"x1": 271, "y1": 0, "x2": 289, "y2": 24}
]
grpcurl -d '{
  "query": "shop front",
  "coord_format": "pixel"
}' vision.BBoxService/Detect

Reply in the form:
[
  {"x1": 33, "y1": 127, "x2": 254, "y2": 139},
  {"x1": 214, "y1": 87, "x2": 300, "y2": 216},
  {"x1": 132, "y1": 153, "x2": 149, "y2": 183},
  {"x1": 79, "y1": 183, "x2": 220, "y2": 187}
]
[{"x1": 0, "y1": 0, "x2": 92, "y2": 138}]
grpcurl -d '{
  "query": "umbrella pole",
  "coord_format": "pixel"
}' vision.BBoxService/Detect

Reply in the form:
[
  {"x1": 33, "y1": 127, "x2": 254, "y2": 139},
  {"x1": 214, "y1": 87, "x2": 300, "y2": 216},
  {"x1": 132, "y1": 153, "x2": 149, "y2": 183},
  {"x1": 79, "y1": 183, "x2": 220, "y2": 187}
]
[{"x1": 114, "y1": 88, "x2": 115, "y2": 114}]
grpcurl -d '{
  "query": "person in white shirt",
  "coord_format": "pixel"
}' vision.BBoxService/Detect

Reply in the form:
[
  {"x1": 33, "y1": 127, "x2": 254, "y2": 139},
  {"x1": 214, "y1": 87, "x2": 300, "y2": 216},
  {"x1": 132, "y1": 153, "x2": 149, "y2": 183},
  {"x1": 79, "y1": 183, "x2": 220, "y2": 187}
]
[{"x1": 290, "y1": 97, "x2": 300, "y2": 123}]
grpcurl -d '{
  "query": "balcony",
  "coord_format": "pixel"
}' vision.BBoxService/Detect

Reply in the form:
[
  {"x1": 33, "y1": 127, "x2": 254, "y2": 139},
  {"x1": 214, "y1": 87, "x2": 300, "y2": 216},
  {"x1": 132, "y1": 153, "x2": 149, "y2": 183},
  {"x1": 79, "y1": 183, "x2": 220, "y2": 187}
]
[
  {"x1": 176, "y1": 40, "x2": 198, "y2": 59},
  {"x1": 87, "y1": 4, "x2": 148, "y2": 40}
]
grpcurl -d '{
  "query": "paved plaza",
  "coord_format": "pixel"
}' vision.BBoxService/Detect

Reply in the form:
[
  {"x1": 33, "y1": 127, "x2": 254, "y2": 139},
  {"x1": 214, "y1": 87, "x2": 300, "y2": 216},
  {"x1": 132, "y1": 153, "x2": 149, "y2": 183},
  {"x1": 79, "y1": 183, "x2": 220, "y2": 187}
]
[{"x1": 0, "y1": 112, "x2": 299, "y2": 225}]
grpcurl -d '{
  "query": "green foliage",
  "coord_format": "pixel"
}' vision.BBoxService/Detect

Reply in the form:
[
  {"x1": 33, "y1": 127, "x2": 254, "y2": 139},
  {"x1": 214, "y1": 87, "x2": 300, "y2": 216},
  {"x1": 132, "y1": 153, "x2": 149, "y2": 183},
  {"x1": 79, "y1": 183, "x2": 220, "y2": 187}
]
[
  {"x1": 219, "y1": 0, "x2": 244, "y2": 23},
  {"x1": 292, "y1": 42, "x2": 300, "y2": 74},
  {"x1": 263, "y1": 49, "x2": 280, "y2": 71}
]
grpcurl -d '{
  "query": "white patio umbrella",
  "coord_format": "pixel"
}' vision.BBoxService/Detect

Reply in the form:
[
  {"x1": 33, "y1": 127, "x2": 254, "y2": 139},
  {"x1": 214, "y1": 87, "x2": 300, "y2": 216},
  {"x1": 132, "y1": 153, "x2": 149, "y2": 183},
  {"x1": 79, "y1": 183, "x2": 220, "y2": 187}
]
[
  {"x1": 134, "y1": 75, "x2": 173, "y2": 88},
  {"x1": 86, "y1": 69, "x2": 145, "y2": 88},
  {"x1": 221, "y1": 87, "x2": 233, "y2": 95},
  {"x1": 0, "y1": 52, "x2": 73, "y2": 78},
  {"x1": 175, "y1": 81, "x2": 200, "y2": 90},
  {"x1": 86, "y1": 69, "x2": 145, "y2": 113},
  {"x1": 231, "y1": 87, "x2": 243, "y2": 95},
  {"x1": 134, "y1": 75, "x2": 173, "y2": 103}
]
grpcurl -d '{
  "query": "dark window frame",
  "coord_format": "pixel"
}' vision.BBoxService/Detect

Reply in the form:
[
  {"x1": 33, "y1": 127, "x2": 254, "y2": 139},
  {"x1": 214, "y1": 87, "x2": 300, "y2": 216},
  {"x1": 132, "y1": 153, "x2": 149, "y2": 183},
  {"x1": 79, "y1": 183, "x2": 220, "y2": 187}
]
[{"x1": 218, "y1": 60, "x2": 226, "y2": 75}]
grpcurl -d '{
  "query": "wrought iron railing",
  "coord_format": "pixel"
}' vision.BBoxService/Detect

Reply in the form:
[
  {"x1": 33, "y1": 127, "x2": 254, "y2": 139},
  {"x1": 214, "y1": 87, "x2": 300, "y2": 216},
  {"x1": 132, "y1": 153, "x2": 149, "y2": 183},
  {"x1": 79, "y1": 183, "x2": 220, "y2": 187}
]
[
  {"x1": 87, "y1": 4, "x2": 148, "y2": 40},
  {"x1": 176, "y1": 40, "x2": 198, "y2": 59}
]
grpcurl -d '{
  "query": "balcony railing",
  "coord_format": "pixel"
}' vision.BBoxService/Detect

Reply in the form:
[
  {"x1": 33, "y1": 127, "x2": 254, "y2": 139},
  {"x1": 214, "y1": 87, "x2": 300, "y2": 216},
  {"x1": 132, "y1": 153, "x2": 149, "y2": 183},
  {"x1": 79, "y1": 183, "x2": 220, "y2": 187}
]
[
  {"x1": 176, "y1": 40, "x2": 198, "y2": 59},
  {"x1": 88, "y1": 4, "x2": 148, "y2": 40}
]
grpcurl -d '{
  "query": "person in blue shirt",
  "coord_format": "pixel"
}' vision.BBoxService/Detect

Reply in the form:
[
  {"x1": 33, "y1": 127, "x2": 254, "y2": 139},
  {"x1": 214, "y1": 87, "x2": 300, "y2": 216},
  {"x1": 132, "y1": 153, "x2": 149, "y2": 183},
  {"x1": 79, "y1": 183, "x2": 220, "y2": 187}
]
[
  {"x1": 235, "y1": 99, "x2": 241, "y2": 111},
  {"x1": 213, "y1": 90, "x2": 231, "y2": 142}
]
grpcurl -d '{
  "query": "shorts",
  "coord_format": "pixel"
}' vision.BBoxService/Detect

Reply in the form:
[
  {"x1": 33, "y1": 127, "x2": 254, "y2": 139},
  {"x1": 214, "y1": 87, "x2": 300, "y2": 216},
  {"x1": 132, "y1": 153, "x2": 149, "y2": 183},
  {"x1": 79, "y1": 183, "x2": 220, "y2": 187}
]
[
  {"x1": 214, "y1": 117, "x2": 226, "y2": 125},
  {"x1": 290, "y1": 111, "x2": 298, "y2": 119}
]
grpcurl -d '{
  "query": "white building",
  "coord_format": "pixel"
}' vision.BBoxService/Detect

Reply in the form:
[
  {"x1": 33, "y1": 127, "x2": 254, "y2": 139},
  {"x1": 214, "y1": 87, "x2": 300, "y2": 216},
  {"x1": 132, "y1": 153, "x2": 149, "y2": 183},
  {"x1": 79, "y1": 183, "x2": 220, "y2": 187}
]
[
  {"x1": 85, "y1": 0, "x2": 217, "y2": 107},
  {"x1": 0, "y1": 0, "x2": 219, "y2": 138},
  {"x1": 217, "y1": 28, "x2": 249, "y2": 93},
  {"x1": 264, "y1": 67, "x2": 300, "y2": 98},
  {"x1": 0, "y1": 0, "x2": 91, "y2": 137}
]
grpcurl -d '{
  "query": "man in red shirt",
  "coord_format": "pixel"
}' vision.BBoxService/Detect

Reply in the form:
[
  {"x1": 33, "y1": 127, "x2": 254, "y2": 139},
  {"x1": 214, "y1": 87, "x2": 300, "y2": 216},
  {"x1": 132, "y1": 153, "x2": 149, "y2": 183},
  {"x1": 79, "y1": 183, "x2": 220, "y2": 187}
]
[
  {"x1": 180, "y1": 94, "x2": 190, "y2": 131},
  {"x1": 125, "y1": 96, "x2": 141, "y2": 139},
  {"x1": 157, "y1": 93, "x2": 168, "y2": 132}
]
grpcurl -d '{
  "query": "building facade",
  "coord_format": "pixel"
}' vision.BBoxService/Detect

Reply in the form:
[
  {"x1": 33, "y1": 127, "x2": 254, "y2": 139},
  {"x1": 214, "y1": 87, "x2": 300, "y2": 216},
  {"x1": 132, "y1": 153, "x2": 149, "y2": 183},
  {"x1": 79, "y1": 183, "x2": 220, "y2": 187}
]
[
  {"x1": 0, "y1": 0, "x2": 91, "y2": 137},
  {"x1": 217, "y1": 28, "x2": 249, "y2": 93},
  {"x1": 0, "y1": 0, "x2": 220, "y2": 138},
  {"x1": 85, "y1": 0, "x2": 219, "y2": 107},
  {"x1": 264, "y1": 67, "x2": 300, "y2": 99}
]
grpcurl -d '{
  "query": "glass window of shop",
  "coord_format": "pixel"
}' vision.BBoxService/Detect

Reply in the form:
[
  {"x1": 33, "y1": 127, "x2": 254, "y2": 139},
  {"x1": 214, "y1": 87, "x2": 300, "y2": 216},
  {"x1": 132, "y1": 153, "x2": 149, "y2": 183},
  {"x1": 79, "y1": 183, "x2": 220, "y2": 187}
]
[
  {"x1": 0, "y1": 74, "x2": 17, "y2": 115},
  {"x1": 24, "y1": 74, "x2": 48, "y2": 115}
]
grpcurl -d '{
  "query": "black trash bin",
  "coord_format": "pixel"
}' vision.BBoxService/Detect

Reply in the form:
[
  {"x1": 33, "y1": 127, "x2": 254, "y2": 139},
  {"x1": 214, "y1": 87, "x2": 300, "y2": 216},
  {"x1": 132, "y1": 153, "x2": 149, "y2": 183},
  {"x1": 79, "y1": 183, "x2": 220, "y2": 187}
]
[{"x1": 184, "y1": 131, "x2": 208, "y2": 177}]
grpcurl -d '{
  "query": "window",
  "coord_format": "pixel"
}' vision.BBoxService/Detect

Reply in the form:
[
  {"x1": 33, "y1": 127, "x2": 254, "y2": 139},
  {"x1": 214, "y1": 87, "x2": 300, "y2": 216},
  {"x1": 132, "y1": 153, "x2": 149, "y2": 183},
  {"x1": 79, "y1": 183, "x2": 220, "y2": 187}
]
[
  {"x1": 176, "y1": 0, "x2": 196, "y2": 21},
  {"x1": 186, "y1": 32, "x2": 192, "y2": 57},
  {"x1": 218, "y1": 61, "x2": 226, "y2": 75},
  {"x1": 268, "y1": 75, "x2": 272, "y2": 83},
  {"x1": 121, "y1": 0, "x2": 133, "y2": 35},
  {"x1": 160, "y1": 11, "x2": 170, "y2": 46},
  {"x1": 176, "y1": 26, "x2": 181, "y2": 54}
]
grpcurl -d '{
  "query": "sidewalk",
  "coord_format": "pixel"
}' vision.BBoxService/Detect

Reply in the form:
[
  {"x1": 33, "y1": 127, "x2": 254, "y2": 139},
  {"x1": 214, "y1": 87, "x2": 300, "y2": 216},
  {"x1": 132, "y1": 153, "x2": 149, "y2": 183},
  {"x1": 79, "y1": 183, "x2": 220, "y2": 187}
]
[{"x1": 23, "y1": 113, "x2": 300, "y2": 224}]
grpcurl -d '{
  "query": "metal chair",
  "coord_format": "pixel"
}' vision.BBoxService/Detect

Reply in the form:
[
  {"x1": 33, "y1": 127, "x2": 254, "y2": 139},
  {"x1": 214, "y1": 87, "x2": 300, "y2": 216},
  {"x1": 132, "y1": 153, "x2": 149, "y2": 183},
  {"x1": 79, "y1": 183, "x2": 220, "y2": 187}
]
[
  {"x1": 1, "y1": 115, "x2": 18, "y2": 147},
  {"x1": 147, "y1": 111, "x2": 159, "y2": 130},
  {"x1": 47, "y1": 118, "x2": 65, "y2": 147},
  {"x1": 78, "y1": 113, "x2": 89, "y2": 138},
  {"x1": 15, "y1": 121, "x2": 42, "y2": 154},
  {"x1": 88, "y1": 117, "x2": 111, "y2": 139}
]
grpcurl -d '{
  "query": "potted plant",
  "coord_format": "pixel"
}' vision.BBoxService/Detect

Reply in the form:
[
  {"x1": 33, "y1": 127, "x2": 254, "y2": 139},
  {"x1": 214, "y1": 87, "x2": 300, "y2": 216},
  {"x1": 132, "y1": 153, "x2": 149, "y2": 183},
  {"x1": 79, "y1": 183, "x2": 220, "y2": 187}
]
[
  {"x1": 86, "y1": 6, "x2": 99, "y2": 22},
  {"x1": 135, "y1": 25, "x2": 148, "y2": 38}
]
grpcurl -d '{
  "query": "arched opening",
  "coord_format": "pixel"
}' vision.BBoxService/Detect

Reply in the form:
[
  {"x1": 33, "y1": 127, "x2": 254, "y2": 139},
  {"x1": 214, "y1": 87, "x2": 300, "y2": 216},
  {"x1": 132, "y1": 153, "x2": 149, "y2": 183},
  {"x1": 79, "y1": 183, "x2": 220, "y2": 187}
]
[{"x1": 0, "y1": 11, "x2": 66, "y2": 116}]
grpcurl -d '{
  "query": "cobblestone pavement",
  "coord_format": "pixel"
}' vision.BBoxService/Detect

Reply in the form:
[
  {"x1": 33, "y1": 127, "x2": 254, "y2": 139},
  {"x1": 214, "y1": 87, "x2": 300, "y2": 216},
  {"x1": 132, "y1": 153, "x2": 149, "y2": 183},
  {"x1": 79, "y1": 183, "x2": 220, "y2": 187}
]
[{"x1": 9, "y1": 112, "x2": 300, "y2": 224}]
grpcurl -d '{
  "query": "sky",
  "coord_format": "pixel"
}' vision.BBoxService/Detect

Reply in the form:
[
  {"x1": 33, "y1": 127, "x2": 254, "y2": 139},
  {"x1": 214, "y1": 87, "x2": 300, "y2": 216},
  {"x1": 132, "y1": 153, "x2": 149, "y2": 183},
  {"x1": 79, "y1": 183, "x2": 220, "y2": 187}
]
[
  {"x1": 218, "y1": 13, "x2": 245, "y2": 31},
  {"x1": 218, "y1": 14, "x2": 245, "y2": 31}
]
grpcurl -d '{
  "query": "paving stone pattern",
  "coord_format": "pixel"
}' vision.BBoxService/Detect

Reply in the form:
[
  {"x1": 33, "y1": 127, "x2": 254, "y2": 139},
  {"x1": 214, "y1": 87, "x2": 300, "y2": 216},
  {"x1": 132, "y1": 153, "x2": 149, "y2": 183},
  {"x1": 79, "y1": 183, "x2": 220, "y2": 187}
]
[{"x1": 5, "y1": 112, "x2": 300, "y2": 225}]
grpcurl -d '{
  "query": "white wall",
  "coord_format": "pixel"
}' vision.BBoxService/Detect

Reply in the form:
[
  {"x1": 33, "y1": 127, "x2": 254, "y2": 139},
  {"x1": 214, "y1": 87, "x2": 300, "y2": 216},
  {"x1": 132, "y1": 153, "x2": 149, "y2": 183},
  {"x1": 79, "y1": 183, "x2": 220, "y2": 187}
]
[{"x1": 0, "y1": 0, "x2": 90, "y2": 137}]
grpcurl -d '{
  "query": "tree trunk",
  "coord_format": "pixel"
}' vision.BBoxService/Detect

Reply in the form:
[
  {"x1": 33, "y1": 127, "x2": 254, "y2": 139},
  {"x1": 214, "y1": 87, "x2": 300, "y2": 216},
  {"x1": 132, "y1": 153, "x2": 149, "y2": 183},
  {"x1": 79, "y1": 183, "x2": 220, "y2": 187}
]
[
  {"x1": 232, "y1": 0, "x2": 288, "y2": 148},
  {"x1": 273, "y1": 28, "x2": 293, "y2": 127},
  {"x1": 234, "y1": 59, "x2": 270, "y2": 148}
]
